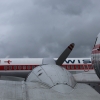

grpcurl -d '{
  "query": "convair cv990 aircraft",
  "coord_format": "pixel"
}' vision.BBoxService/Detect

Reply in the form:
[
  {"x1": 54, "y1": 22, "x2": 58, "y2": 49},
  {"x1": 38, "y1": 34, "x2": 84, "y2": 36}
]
[
  {"x1": 0, "y1": 57, "x2": 92, "y2": 78},
  {"x1": 0, "y1": 42, "x2": 99, "y2": 100}
]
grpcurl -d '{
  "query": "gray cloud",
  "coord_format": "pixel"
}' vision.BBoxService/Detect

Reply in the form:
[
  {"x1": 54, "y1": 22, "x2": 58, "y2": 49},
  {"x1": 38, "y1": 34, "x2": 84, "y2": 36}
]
[
  {"x1": 34, "y1": 0, "x2": 92, "y2": 15},
  {"x1": 0, "y1": 0, "x2": 100, "y2": 58}
]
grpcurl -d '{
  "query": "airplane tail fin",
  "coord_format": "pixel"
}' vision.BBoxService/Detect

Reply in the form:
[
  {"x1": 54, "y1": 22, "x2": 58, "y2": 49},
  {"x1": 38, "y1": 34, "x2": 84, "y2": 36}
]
[
  {"x1": 42, "y1": 43, "x2": 75, "y2": 66},
  {"x1": 56, "y1": 43, "x2": 75, "y2": 66}
]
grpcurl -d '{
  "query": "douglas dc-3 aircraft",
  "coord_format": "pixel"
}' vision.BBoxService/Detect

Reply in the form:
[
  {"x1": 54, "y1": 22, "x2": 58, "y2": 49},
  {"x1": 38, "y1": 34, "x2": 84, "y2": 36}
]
[{"x1": 0, "y1": 38, "x2": 99, "y2": 100}]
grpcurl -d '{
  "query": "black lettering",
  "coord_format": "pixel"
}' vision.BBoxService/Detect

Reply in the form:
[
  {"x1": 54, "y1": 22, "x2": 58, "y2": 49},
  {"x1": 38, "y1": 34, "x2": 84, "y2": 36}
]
[
  {"x1": 83, "y1": 60, "x2": 91, "y2": 63},
  {"x1": 78, "y1": 60, "x2": 80, "y2": 63},
  {"x1": 89, "y1": 61, "x2": 91, "y2": 63},
  {"x1": 65, "y1": 60, "x2": 75, "y2": 64}
]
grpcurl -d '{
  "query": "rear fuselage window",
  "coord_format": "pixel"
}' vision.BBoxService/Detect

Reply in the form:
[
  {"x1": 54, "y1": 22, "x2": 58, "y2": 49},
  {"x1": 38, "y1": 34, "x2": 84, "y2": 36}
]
[
  {"x1": 27, "y1": 65, "x2": 31, "y2": 70},
  {"x1": 23, "y1": 66, "x2": 26, "y2": 69},
  {"x1": 18, "y1": 66, "x2": 22, "y2": 70},
  {"x1": 14, "y1": 66, "x2": 17, "y2": 70}
]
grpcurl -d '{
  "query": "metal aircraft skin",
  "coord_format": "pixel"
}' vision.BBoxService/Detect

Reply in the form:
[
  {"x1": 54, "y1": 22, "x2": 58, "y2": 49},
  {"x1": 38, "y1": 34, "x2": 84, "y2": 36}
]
[
  {"x1": 0, "y1": 42, "x2": 99, "y2": 100},
  {"x1": 91, "y1": 33, "x2": 100, "y2": 79},
  {"x1": 0, "y1": 57, "x2": 92, "y2": 78}
]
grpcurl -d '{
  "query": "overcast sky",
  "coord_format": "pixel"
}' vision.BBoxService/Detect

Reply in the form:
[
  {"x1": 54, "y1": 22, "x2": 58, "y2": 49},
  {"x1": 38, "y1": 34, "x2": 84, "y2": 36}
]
[{"x1": 0, "y1": 0, "x2": 100, "y2": 58}]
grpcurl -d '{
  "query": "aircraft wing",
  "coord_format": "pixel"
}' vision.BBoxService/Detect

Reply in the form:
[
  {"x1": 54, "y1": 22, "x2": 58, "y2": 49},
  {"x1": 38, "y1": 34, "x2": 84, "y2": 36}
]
[
  {"x1": 73, "y1": 70, "x2": 100, "y2": 83},
  {"x1": 0, "y1": 80, "x2": 100, "y2": 100},
  {"x1": 0, "y1": 76, "x2": 25, "y2": 81},
  {"x1": 0, "y1": 80, "x2": 24, "y2": 100}
]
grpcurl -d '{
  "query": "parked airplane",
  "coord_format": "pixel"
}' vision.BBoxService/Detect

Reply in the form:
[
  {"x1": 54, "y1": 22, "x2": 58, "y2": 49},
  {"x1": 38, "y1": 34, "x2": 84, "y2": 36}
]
[
  {"x1": 0, "y1": 43, "x2": 99, "y2": 100},
  {"x1": 0, "y1": 57, "x2": 92, "y2": 78}
]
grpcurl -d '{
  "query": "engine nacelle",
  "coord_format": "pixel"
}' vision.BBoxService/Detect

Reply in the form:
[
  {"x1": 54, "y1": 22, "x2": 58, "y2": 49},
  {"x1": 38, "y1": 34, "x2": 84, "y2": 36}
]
[{"x1": 26, "y1": 64, "x2": 76, "y2": 93}]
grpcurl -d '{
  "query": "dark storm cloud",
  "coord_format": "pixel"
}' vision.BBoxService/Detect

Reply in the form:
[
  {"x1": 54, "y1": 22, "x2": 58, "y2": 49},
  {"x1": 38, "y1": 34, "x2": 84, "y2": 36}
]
[
  {"x1": 0, "y1": 0, "x2": 100, "y2": 58},
  {"x1": 34, "y1": 0, "x2": 92, "y2": 15}
]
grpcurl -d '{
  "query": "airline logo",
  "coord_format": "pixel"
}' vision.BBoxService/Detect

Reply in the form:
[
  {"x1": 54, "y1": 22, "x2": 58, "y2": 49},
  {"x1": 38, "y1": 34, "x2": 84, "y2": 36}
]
[{"x1": 4, "y1": 60, "x2": 12, "y2": 64}]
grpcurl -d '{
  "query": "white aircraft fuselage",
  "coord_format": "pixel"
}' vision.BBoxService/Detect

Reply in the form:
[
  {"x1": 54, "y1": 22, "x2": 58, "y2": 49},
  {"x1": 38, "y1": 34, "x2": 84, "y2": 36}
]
[{"x1": 0, "y1": 58, "x2": 92, "y2": 78}]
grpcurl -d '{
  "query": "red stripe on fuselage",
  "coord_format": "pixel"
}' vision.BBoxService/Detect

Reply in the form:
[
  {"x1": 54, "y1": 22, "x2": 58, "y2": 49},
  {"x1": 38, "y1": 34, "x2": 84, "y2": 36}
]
[
  {"x1": 93, "y1": 44, "x2": 100, "y2": 49},
  {"x1": 0, "y1": 64, "x2": 93, "y2": 70},
  {"x1": 92, "y1": 44, "x2": 100, "y2": 54},
  {"x1": 92, "y1": 50, "x2": 100, "y2": 54}
]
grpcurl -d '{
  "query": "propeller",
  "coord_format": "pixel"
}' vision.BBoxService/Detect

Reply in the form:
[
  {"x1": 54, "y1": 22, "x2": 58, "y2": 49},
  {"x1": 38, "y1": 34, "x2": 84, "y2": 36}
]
[{"x1": 56, "y1": 43, "x2": 75, "y2": 66}]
